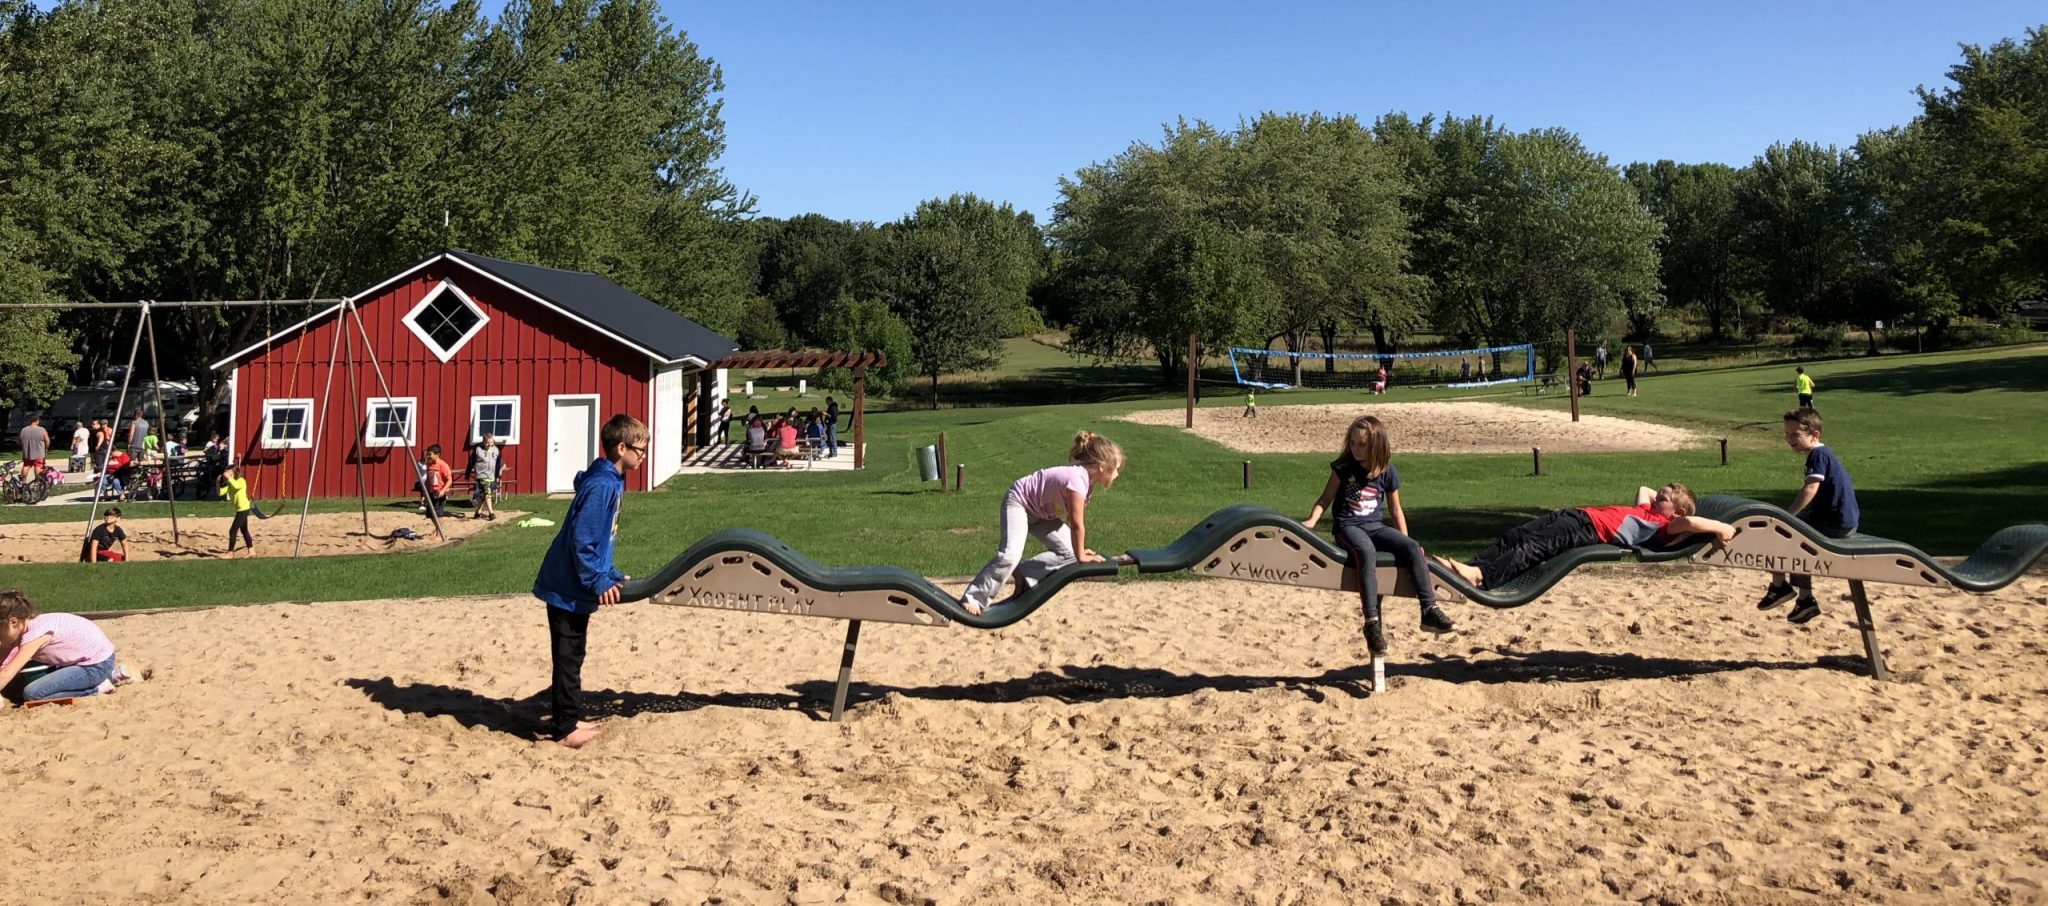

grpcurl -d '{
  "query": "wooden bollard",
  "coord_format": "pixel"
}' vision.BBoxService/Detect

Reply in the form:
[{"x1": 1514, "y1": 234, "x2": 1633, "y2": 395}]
[
  {"x1": 1720, "y1": 437, "x2": 1728, "y2": 466},
  {"x1": 1532, "y1": 446, "x2": 1542, "y2": 476},
  {"x1": 1242, "y1": 460, "x2": 1252, "y2": 489},
  {"x1": 955, "y1": 463, "x2": 964, "y2": 492}
]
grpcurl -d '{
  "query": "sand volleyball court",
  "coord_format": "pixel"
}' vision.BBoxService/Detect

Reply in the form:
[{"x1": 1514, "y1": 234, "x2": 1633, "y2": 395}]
[
  {"x1": 5, "y1": 566, "x2": 2046, "y2": 902},
  {"x1": 1, "y1": 510, "x2": 518, "y2": 563},
  {"x1": 1120, "y1": 401, "x2": 1706, "y2": 455}
]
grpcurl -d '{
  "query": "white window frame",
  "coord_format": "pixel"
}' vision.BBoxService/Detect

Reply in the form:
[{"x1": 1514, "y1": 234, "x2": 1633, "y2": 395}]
[
  {"x1": 260, "y1": 399, "x2": 314, "y2": 450},
  {"x1": 469, "y1": 395, "x2": 521, "y2": 445},
  {"x1": 364, "y1": 397, "x2": 418, "y2": 448},
  {"x1": 401, "y1": 280, "x2": 490, "y2": 362}
]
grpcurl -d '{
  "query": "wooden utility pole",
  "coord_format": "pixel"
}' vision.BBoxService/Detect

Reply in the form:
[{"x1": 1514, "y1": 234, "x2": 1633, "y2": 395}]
[
  {"x1": 1185, "y1": 334, "x2": 1197, "y2": 429},
  {"x1": 1567, "y1": 328, "x2": 1580, "y2": 423}
]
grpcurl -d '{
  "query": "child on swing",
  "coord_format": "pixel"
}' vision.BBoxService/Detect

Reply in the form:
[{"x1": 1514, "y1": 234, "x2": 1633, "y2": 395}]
[
  {"x1": 959, "y1": 431, "x2": 1124, "y2": 615},
  {"x1": 1304, "y1": 415, "x2": 1454, "y2": 653}
]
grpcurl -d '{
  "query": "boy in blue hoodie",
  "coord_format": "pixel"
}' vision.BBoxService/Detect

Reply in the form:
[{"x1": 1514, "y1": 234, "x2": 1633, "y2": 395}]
[{"x1": 533, "y1": 414, "x2": 647, "y2": 748}]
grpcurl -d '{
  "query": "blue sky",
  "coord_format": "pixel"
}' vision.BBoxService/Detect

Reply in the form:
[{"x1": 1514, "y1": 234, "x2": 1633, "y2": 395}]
[{"x1": 484, "y1": 1, "x2": 2044, "y2": 225}]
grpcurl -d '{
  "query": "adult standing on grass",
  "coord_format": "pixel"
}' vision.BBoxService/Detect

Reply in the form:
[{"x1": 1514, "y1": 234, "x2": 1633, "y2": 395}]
[
  {"x1": 1595, "y1": 341, "x2": 1608, "y2": 379},
  {"x1": 17, "y1": 414, "x2": 48, "y2": 481},
  {"x1": 1795, "y1": 366, "x2": 1815, "y2": 410},
  {"x1": 824, "y1": 396, "x2": 841, "y2": 457},
  {"x1": 126, "y1": 408, "x2": 148, "y2": 459},
  {"x1": 1641, "y1": 341, "x2": 1656, "y2": 372},
  {"x1": 70, "y1": 421, "x2": 88, "y2": 473},
  {"x1": 1621, "y1": 346, "x2": 1639, "y2": 397}
]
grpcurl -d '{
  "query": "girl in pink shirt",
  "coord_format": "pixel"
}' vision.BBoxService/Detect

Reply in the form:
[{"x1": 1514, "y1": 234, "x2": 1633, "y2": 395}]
[
  {"x1": 960, "y1": 431, "x2": 1124, "y2": 614},
  {"x1": 0, "y1": 590, "x2": 123, "y2": 703}
]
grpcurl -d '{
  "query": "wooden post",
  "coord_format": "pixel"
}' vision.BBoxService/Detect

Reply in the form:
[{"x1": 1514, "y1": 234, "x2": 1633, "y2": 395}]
[
  {"x1": 1719, "y1": 438, "x2": 1729, "y2": 466},
  {"x1": 1566, "y1": 327, "x2": 1580, "y2": 423},
  {"x1": 1186, "y1": 333, "x2": 1197, "y2": 429},
  {"x1": 937, "y1": 432, "x2": 947, "y2": 492},
  {"x1": 1532, "y1": 446, "x2": 1542, "y2": 476},
  {"x1": 955, "y1": 463, "x2": 963, "y2": 492},
  {"x1": 830, "y1": 620, "x2": 862, "y2": 721},
  {"x1": 1849, "y1": 581, "x2": 1888, "y2": 682},
  {"x1": 1242, "y1": 460, "x2": 1251, "y2": 489},
  {"x1": 852, "y1": 365, "x2": 866, "y2": 470}
]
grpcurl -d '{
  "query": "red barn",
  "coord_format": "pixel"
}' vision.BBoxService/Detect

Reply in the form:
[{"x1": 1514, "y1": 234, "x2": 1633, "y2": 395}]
[{"x1": 210, "y1": 250, "x2": 737, "y2": 499}]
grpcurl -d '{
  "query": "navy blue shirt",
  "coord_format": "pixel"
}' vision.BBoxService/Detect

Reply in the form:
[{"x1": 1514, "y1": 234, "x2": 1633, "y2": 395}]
[
  {"x1": 1801, "y1": 444, "x2": 1859, "y2": 531},
  {"x1": 1331, "y1": 460, "x2": 1400, "y2": 525}
]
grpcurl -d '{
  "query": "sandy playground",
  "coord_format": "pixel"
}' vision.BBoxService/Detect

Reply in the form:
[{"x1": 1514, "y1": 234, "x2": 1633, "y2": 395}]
[
  {"x1": 1120, "y1": 402, "x2": 1707, "y2": 455},
  {"x1": 5, "y1": 565, "x2": 2046, "y2": 903},
  {"x1": 2, "y1": 510, "x2": 520, "y2": 564}
]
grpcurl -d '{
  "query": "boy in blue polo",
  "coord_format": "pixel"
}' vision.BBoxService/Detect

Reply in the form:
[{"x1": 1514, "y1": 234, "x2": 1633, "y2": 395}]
[
  {"x1": 1756, "y1": 407, "x2": 1859, "y2": 625},
  {"x1": 533, "y1": 414, "x2": 646, "y2": 748}
]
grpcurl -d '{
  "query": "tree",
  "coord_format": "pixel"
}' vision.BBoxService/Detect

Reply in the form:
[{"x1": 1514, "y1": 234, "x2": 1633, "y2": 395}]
[
  {"x1": 1625, "y1": 160, "x2": 1751, "y2": 339},
  {"x1": 1734, "y1": 141, "x2": 1861, "y2": 330},
  {"x1": 0, "y1": 224, "x2": 79, "y2": 411},
  {"x1": 885, "y1": 198, "x2": 1026, "y2": 407}
]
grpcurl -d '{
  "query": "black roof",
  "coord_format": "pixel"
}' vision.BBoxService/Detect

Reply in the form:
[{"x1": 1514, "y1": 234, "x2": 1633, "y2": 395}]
[{"x1": 447, "y1": 249, "x2": 737, "y2": 365}]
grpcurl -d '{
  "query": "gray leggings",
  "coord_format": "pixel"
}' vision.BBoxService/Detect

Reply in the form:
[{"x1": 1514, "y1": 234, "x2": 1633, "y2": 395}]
[{"x1": 1332, "y1": 521, "x2": 1434, "y2": 625}]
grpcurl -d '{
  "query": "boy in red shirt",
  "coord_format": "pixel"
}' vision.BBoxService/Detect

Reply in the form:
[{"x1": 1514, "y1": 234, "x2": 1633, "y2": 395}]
[{"x1": 1433, "y1": 483, "x2": 1737, "y2": 590}]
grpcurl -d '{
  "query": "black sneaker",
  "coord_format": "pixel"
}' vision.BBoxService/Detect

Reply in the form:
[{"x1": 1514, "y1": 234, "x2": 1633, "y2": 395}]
[
  {"x1": 1787, "y1": 597, "x2": 1821, "y2": 625},
  {"x1": 1756, "y1": 584, "x2": 1797, "y2": 611},
  {"x1": 1420, "y1": 606, "x2": 1456, "y2": 634},
  {"x1": 1363, "y1": 620, "x2": 1387, "y2": 655}
]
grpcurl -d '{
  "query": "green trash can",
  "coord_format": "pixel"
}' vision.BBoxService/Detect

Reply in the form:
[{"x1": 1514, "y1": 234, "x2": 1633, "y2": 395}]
[{"x1": 917, "y1": 444, "x2": 940, "y2": 482}]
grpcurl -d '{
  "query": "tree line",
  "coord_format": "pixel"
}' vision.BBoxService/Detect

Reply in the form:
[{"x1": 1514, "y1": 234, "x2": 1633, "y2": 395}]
[{"x1": 3, "y1": 2, "x2": 2042, "y2": 413}]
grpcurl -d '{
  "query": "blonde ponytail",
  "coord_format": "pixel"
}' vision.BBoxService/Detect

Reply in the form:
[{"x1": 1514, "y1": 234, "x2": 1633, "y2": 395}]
[{"x1": 1069, "y1": 430, "x2": 1124, "y2": 472}]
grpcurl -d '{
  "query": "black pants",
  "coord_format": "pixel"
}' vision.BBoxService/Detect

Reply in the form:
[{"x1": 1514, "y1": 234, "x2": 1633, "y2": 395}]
[
  {"x1": 1333, "y1": 521, "x2": 1434, "y2": 625},
  {"x1": 1778, "y1": 524, "x2": 1856, "y2": 591},
  {"x1": 1798, "y1": 393, "x2": 1814, "y2": 409},
  {"x1": 1470, "y1": 508, "x2": 1599, "y2": 589},
  {"x1": 228, "y1": 510, "x2": 253, "y2": 550},
  {"x1": 547, "y1": 606, "x2": 592, "y2": 739}
]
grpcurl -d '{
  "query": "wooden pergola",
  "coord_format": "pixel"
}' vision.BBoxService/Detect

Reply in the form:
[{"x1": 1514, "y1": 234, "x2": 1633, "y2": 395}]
[{"x1": 709, "y1": 350, "x2": 887, "y2": 469}]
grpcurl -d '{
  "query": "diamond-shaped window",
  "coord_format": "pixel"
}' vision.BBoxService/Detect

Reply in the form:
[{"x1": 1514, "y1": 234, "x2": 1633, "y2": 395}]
[{"x1": 402, "y1": 281, "x2": 489, "y2": 362}]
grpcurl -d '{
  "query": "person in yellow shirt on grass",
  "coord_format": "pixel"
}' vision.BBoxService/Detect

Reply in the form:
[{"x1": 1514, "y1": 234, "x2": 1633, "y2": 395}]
[
  {"x1": 1795, "y1": 366, "x2": 1815, "y2": 410},
  {"x1": 217, "y1": 461, "x2": 254, "y2": 557}
]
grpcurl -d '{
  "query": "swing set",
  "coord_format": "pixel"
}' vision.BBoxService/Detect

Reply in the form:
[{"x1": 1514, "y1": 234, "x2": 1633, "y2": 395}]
[{"x1": 0, "y1": 296, "x2": 447, "y2": 556}]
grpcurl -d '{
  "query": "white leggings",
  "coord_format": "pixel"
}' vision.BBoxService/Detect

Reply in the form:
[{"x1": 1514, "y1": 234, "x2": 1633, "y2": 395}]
[{"x1": 961, "y1": 493, "x2": 1076, "y2": 608}]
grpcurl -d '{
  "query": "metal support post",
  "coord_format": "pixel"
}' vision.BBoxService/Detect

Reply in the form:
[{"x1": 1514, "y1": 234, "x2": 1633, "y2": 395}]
[
  {"x1": 1849, "y1": 581, "x2": 1888, "y2": 682},
  {"x1": 830, "y1": 620, "x2": 863, "y2": 721}
]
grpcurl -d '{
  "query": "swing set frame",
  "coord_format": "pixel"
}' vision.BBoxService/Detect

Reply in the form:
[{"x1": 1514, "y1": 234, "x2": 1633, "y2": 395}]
[{"x1": 0, "y1": 297, "x2": 447, "y2": 556}]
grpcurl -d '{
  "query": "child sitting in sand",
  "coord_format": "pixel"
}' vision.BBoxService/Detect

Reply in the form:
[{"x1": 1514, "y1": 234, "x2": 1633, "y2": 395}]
[
  {"x1": 959, "y1": 431, "x2": 1124, "y2": 615},
  {"x1": 78, "y1": 507, "x2": 128, "y2": 563},
  {"x1": 1303, "y1": 415, "x2": 1454, "y2": 653},
  {"x1": 0, "y1": 589, "x2": 128, "y2": 704},
  {"x1": 1432, "y1": 483, "x2": 1737, "y2": 590}
]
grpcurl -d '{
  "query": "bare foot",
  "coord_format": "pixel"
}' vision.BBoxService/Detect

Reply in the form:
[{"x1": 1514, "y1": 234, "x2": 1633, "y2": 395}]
[
  {"x1": 575, "y1": 720, "x2": 599, "y2": 731},
  {"x1": 960, "y1": 597, "x2": 986, "y2": 616},
  {"x1": 557, "y1": 726, "x2": 603, "y2": 748},
  {"x1": 1432, "y1": 554, "x2": 1483, "y2": 586}
]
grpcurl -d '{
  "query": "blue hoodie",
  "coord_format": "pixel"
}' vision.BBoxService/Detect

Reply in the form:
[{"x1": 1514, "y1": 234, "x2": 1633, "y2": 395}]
[{"x1": 533, "y1": 457, "x2": 626, "y2": 614}]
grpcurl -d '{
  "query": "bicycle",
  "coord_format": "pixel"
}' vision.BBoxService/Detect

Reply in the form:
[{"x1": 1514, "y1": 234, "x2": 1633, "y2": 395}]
[{"x1": 2, "y1": 468, "x2": 52, "y2": 505}]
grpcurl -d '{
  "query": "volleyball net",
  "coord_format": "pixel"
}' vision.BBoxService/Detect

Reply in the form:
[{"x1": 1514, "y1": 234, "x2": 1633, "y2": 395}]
[{"x1": 1225, "y1": 343, "x2": 1535, "y2": 391}]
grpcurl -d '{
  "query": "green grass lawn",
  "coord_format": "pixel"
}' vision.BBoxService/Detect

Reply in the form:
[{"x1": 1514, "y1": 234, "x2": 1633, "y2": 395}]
[{"x1": 5, "y1": 343, "x2": 2044, "y2": 612}]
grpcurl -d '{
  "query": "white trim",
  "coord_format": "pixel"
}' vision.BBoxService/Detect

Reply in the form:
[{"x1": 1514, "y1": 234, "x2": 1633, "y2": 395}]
[
  {"x1": 401, "y1": 280, "x2": 491, "y2": 363},
  {"x1": 468, "y1": 395, "x2": 521, "y2": 445},
  {"x1": 364, "y1": 396, "x2": 418, "y2": 448},
  {"x1": 259, "y1": 398, "x2": 315, "y2": 449},
  {"x1": 226, "y1": 370, "x2": 238, "y2": 456},
  {"x1": 209, "y1": 302, "x2": 346, "y2": 370}
]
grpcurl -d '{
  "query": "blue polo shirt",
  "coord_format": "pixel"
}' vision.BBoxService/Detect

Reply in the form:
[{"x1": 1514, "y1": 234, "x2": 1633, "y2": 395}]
[{"x1": 1801, "y1": 444, "x2": 1859, "y2": 531}]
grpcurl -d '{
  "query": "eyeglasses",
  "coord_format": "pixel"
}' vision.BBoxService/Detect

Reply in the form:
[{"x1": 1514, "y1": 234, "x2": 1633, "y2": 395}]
[{"x1": 627, "y1": 444, "x2": 648, "y2": 456}]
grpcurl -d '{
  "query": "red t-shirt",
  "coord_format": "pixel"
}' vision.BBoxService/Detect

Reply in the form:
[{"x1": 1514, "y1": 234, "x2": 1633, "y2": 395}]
[{"x1": 1580, "y1": 503, "x2": 1673, "y2": 546}]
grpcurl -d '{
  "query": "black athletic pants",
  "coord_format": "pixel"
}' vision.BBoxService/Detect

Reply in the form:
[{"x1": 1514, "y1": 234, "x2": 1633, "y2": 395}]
[
  {"x1": 228, "y1": 510, "x2": 253, "y2": 550},
  {"x1": 547, "y1": 606, "x2": 592, "y2": 740},
  {"x1": 1333, "y1": 520, "x2": 1435, "y2": 626},
  {"x1": 1470, "y1": 508, "x2": 1599, "y2": 590}
]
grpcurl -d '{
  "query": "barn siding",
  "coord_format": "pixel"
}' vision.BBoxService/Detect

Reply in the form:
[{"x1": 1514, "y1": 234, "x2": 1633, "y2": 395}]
[{"x1": 230, "y1": 262, "x2": 653, "y2": 500}]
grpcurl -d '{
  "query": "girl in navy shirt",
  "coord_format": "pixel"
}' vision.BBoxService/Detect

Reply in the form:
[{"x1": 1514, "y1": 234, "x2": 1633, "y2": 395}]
[{"x1": 1305, "y1": 415, "x2": 1455, "y2": 653}]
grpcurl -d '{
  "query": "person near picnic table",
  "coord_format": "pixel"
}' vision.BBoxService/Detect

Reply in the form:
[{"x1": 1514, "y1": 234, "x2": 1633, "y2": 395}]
[
  {"x1": 823, "y1": 396, "x2": 841, "y2": 457},
  {"x1": 98, "y1": 448, "x2": 133, "y2": 500},
  {"x1": 772, "y1": 414, "x2": 801, "y2": 468},
  {"x1": 126, "y1": 409, "x2": 149, "y2": 457},
  {"x1": 805, "y1": 407, "x2": 827, "y2": 452}
]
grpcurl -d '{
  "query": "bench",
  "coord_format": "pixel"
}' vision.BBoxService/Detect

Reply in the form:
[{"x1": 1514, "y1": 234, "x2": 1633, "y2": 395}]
[
  {"x1": 448, "y1": 476, "x2": 516, "y2": 500},
  {"x1": 1525, "y1": 373, "x2": 1562, "y2": 394}
]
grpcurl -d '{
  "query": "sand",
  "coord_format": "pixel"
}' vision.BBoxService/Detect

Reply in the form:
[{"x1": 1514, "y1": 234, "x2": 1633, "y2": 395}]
[
  {"x1": 1120, "y1": 402, "x2": 1707, "y2": 455},
  {"x1": 2, "y1": 510, "x2": 521, "y2": 563},
  {"x1": 5, "y1": 566, "x2": 2047, "y2": 903}
]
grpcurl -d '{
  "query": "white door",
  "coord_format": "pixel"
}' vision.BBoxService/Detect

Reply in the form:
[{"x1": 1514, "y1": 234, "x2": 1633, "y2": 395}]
[{"x1": 547, "y1": 396, "x2": 599, "y2": 492}]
